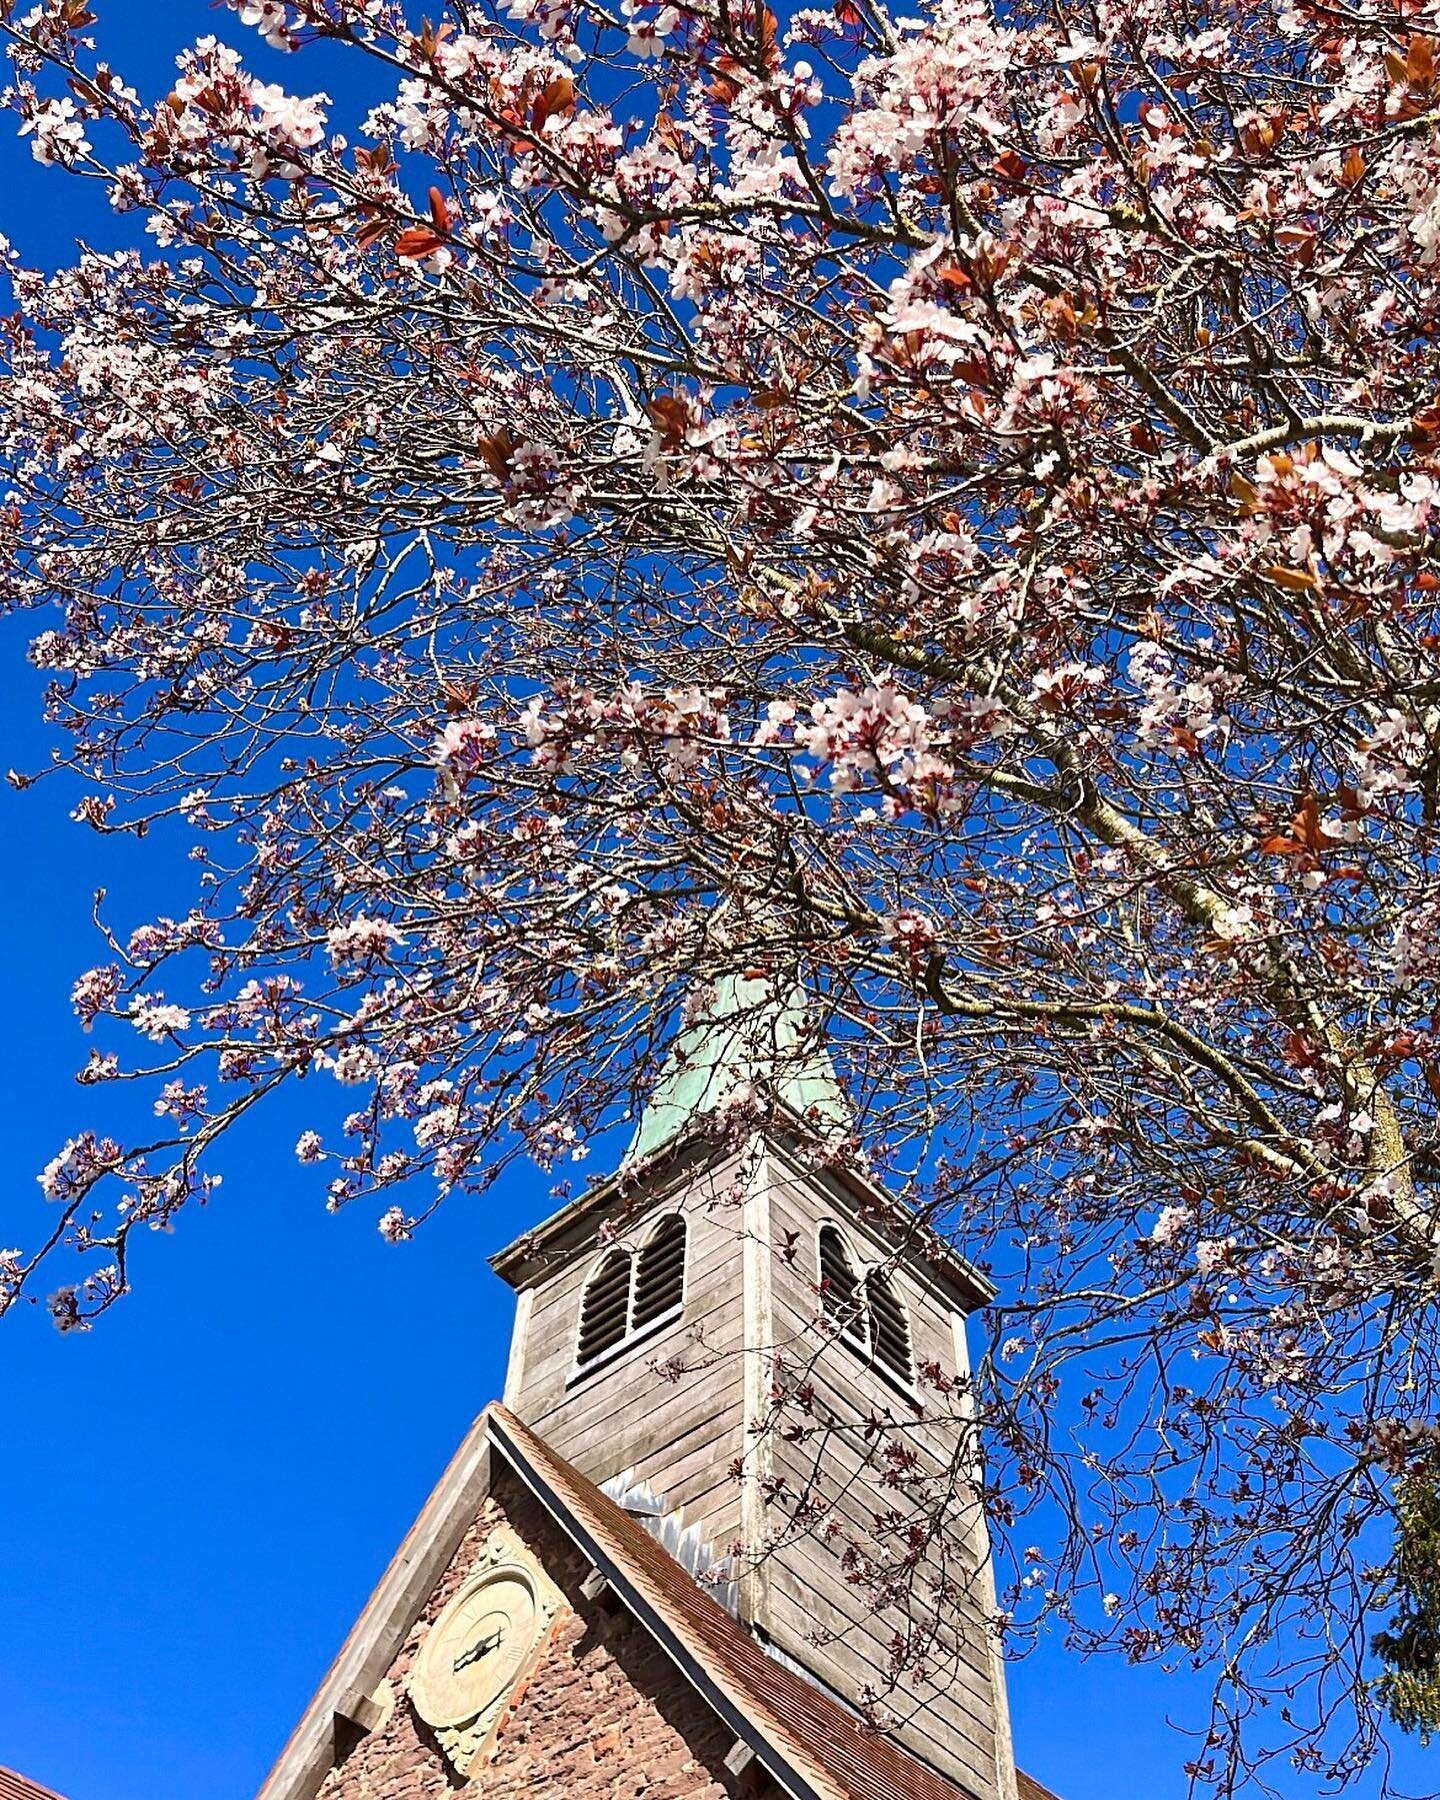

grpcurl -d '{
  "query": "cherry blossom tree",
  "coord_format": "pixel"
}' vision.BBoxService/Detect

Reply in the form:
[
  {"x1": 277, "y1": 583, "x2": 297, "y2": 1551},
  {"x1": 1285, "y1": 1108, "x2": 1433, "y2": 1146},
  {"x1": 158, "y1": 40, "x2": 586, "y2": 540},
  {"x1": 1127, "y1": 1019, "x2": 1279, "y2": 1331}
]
[{"x1": 1, "y1": 0, "x2": 1439, "y2": 1785}]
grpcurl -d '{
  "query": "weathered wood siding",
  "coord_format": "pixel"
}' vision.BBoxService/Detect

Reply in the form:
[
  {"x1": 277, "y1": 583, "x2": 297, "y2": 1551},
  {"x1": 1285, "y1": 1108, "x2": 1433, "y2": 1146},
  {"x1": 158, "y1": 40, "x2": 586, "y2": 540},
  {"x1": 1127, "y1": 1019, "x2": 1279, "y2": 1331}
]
[
  {"x1": 759, "y1": 1143, "x2": 1006, "y2": 1800},
  {"x1": 507, "y1": 1146, "x2": 754, "y2": 1561},
  {"x1": 502, "y1": 1130, "x2": 1011, "y2": 1800}
]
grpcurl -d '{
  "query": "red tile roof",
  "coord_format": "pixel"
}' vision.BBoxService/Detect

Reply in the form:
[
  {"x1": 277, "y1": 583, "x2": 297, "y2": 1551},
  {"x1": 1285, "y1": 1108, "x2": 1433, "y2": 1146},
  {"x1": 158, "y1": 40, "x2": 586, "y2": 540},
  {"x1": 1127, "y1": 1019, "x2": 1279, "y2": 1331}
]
[
  {"x1": 1016, "y1": 1773, "x2": 1062, "y2": 1800},
  {"x1": 491, "y1": 1403, "x2": 982, "y2": 1800},
  {"x1": 0, "y1": 1766, "x2": 69, "y2": 1800}
]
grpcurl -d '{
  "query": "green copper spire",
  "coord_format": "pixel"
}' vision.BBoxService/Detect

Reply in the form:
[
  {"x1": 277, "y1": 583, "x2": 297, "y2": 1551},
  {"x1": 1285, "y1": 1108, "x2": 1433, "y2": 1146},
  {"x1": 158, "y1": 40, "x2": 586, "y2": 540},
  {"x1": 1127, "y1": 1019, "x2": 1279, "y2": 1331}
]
[{"x1": 624, "y1": 973, "x2": 850, "y2": 1166}]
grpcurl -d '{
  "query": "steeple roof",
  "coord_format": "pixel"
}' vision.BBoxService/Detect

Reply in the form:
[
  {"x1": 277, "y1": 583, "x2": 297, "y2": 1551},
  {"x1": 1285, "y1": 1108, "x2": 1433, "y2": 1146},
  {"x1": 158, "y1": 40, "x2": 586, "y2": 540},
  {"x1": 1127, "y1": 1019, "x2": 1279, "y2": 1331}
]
[
  {"x1": 624, "y1": 972, "x2": 850, "y2": 1166},
  {"x1": 491, "y1": 968, "x2": 993, "y2": 1317}
]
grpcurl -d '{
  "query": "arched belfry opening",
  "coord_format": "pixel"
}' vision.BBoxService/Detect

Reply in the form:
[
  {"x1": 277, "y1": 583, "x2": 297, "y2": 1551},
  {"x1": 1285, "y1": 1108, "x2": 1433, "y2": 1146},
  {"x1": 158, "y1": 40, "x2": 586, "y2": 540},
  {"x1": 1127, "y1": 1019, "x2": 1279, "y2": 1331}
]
[
  {"x1": 575, "y1": 1246, "x2": 633, "y2": 1368},
  {"x1": 489, "y1": 974, "x2": 1013, "y2": 1800},
  {"x1": 818, "y1": 1222, "x2": 866, "y2": 1348},
  {"x1": 632, "y1": 1213, "x2": 687, "y2": 1329}
]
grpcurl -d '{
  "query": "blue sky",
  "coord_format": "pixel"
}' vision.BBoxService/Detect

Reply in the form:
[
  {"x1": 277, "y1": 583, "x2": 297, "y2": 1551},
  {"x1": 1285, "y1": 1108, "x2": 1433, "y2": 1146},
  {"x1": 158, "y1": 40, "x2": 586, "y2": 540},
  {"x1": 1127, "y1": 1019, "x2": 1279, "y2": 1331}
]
[{"x1": 0, "y1": 7, "x2": 1433, "y2": 1799}]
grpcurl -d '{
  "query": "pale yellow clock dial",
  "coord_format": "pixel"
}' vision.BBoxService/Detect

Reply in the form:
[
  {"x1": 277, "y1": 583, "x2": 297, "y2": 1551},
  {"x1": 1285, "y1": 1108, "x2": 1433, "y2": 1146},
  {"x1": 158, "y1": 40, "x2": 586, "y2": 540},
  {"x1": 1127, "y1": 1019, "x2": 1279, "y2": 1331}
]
[{"x1": 413, "y1": 1571, "x2": 538, "y2": 1730}]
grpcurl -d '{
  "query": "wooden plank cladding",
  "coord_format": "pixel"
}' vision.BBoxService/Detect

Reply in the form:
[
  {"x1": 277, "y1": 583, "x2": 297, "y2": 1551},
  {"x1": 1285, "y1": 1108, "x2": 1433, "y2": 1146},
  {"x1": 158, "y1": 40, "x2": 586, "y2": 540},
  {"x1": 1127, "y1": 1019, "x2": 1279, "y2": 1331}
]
[{"x1": 489, "y1": 1123, "x2": 1012, "y2": 1800}]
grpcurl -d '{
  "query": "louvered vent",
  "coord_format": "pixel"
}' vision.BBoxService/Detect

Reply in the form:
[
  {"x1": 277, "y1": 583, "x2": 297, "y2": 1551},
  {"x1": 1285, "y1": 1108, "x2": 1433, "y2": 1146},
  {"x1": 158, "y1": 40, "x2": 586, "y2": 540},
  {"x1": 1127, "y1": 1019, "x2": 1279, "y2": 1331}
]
[
  {"x1": 633, "y1": 1215, "x2": 687, "y2": 1329},
  {"x1": 819, "y1": 1225, "x2": 866, "y2": 1347},
  {"x1": 577, "y1": 1249, "x2": 632, "y2": 1365},
  {"x1": 867, "y1": 1272, "x2": 913, "y2": 1385}
]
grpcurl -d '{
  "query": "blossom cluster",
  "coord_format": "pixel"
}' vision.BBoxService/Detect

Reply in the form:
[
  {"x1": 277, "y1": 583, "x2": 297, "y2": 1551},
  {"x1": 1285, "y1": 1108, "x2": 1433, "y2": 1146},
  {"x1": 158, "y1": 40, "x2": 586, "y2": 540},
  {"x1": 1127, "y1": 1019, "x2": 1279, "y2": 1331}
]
[{"x1": 1, "y1": 0, "x2": 1439, "y2": 1780}]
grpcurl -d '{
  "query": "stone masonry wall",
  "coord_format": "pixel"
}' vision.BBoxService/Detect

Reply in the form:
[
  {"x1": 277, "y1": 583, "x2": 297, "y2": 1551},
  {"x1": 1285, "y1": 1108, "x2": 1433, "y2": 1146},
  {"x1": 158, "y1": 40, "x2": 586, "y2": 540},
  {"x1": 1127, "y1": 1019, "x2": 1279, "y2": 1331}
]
[{"x1": 316, "y1": 1473, "x2": 744, "y2": 1799}]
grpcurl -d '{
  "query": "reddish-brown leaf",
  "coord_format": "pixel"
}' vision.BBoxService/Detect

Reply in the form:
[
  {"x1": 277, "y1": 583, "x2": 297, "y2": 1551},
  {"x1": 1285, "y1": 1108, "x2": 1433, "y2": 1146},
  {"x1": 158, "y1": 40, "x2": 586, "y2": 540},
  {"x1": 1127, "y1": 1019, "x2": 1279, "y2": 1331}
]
[
  {"x1": 532, "y1": 76, "x2": 576, "y2": 132},
  {"x1": 441, "y1": 678, "x2": 479, "y2": 715},
  {"x1": 1260, "y1": 109, "x2": 1287, "y2": 149},
  {"x1": 652, "y1": 111, "x2": 687, "y2": 156},
  {"x1": 934, "y1": 261, "x2": 973, "y2": 296},
  {"x1": 1284, "y1": 1031, "x2": 1323, "y2": 1070},
  {"x1": 1295, "y1": 793, "x2": 1333, "y2": 851},
  {"x1": 758, "y1": 4, "x2": 779, "y2": 55},
  {"x1": 708, "y1": 57, "x2": 742, "y2": 106},
  {"x1": 646, "y1": 395, "x2": 691, "y2": 446},
  {"x1": 475, "y1": 428, "x2": 517, "y2": 481},
  {"x1": 395, "y1": 226, "x2": 446, "y2": 259},
  {"x1": 1264, "y1": 562, "x2": 1322, "y2": 592},
  {"x1": 416, "y1": 16, "x2": 456, "y2": 61},
  {"x1": 1267, "y1": 794, "x2": 1340, "y2": 857},
  {"x1": 356, "y1": 213, "x2": 392, "y2": 249},
  {"x1": 1337, "y1": 783, "x2": 1365, "y2": 817},
  {"x1": 1275, "y1": 221, "x2": 1317, "y2": 263}
]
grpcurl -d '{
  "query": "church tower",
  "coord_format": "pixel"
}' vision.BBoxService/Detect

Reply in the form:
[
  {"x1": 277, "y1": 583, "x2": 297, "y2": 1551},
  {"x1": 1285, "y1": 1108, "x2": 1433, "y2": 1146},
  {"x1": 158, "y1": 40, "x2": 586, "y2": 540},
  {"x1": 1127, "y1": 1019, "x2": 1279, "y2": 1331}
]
[{"x1": 490, "y1": 978, "x2": 1015, "y2": 1800}]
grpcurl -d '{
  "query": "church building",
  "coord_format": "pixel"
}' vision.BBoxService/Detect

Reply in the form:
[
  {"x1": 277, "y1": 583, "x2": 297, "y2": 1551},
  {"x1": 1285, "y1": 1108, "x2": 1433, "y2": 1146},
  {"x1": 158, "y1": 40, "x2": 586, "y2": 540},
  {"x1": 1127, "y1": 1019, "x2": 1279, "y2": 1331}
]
[{"x1": 258, "y1": 980, "x2": 1059, "y2": 1800}]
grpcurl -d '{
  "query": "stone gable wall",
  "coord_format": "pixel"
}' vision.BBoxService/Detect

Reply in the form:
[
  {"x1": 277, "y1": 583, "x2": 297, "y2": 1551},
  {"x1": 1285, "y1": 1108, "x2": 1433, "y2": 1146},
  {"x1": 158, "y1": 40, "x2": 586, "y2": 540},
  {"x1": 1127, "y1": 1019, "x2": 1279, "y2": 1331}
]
[{"x1": 316, "y1": 1474, "x2": 742, "y2": 1799}]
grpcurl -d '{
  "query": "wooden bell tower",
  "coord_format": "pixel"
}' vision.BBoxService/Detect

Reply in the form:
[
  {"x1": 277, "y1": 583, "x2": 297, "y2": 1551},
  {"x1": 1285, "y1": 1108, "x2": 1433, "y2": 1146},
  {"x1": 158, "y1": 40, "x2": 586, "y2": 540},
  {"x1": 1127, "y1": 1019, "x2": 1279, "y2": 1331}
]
[{"x1": 490, "y1": 978, "x2": 1015, "y2": 1800}]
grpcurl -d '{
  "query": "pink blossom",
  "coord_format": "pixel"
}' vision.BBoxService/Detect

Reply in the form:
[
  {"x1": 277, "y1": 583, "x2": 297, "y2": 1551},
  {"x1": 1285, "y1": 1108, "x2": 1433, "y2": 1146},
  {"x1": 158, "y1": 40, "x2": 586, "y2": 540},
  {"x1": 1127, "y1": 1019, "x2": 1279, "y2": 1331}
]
[
  {"x1": 71, "y1": 965, "x2": 122, "y2": 1029},
  {"x1": 248, "y1": 82, "x2": 328, "y2": 151},
  {"x1": 1194, "y1": 1237, "x2": 1238, "y2": 1276},
  {"x1": 377, "y1": 1205, "x2": 413, "y2": 1243},
  {"x1": 20, "y1": 98, "x2": 90, "y2": 167},
  {"x1": 326, "y1": 917, "x2": 406, "y2": 965},
  {"x1": 1150, "y1": 1205, "x2": 1190, "y2": 1247},
  {"x1": 234, "y1": 0, "x2": 295, "y2": 51},
  {"x1": 131, "y1": 1000, "x2": 192, "y2": 1042}
]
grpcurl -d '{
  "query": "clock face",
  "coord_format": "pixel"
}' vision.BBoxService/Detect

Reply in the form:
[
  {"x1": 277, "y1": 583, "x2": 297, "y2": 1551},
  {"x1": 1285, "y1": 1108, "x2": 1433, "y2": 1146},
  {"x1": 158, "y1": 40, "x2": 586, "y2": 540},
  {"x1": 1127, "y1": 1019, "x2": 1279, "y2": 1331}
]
[{"x1": 412, "y1": 1570, "x2": 539, "y2": 1730}]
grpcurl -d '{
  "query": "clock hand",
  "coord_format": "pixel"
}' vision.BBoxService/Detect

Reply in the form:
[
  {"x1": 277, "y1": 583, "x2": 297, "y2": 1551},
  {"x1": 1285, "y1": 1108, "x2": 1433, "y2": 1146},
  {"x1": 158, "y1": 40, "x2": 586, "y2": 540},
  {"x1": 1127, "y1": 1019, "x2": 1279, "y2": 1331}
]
[{"x1": 452, "y1": 1627, "x2": 505, "y2": 1673}]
